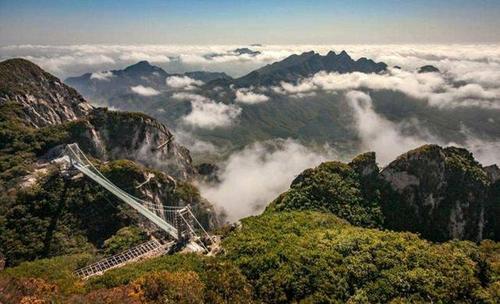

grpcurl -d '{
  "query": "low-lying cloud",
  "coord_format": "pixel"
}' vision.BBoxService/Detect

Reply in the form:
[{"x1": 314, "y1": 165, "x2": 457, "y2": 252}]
[
  {"x1": 130, "y1": 85, "x2": 160, "y2": 96},
  {"x1": 199, "y1": 139, "x2": 337, "y2": 221},
  {"x1": 173, "y1": 93, "x2": 242, "y2": 129},
  {"x1": 346, "y1": 90, "x2": 428, "y2": 165},
  {"x1": 3, "y1": 44, "x2": 500, "y2": 81},
  {"x1": 345, "y1": 90, "x2": 500, "y2": 166},
  {"x1": 274, "y1": 69, "x2": 500, "y2": 110},
  {"x1": 235, "y1": 88, "x2": 269, "y2": 104},
  {"x1": 166, "y1": 75, "x2": 203, "y2": 90},
  {"x1": 90, "y1": 71, "x2": 114, "y2": 81}
]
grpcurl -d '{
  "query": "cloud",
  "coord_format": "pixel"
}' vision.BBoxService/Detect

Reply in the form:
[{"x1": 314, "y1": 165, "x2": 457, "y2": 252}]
[
  {"x1": 235, "y1": 88, "x2": 269, "y2": 104},
  {"x1": 346, "y1": 91, "x2": 428, "y2": 165},
  {"x1": 274, "y1": 69, "x2": 500, "y2": 110},
  {"x1": 166, "y1": 75, "x2": 203, "y2": 90},
  {"x1": 3, "y1": 44, "x2": 500, "y2": 82},
  {"x1": 345, "y1": 90, "x2": 500, "y2": 166},
  {"x1": 174, "y1": 93, "x2": 241, "y2": 129},
  {"x1": 118, "y1": 52, "x2": 170, "y2": 63},
  {"x1": 174, "y1": 129, "x2": 219, "y2": 154},
  {"x1": 90, "y1": 70, "x2": 114, "y2": 81},
  {"x1": 199, "y1": 139, "x2": 337, "y2": 221},
  {"x1": 130, "y1": 85, "x2": 160, "y2": 96}
]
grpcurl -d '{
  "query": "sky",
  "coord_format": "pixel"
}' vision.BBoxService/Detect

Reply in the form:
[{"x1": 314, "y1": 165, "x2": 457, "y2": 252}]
[{"x1": 1, "y1": 0, "x2": 500, "y2": 45}]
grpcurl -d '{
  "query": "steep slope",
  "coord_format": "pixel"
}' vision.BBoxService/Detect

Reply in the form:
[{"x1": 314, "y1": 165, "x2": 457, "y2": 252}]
[
  {"x1": 69, "y1": 108, "x2": 195, "y2": 179},
  {"x1": 0, "y1": 59, "x2": 93, "y2": 128},
  {"x1": 0, "y1": 58, "x2": 196, "y2": 180},
  {"x1": 381, "y1": 145, "x2": 498, "y2": 242},
  {"x1": 233, "y1": 50, "x2": 387, "y2": 87},
  {"x1": 269, "y1": 145, "x2": 499, "y2": 242}
]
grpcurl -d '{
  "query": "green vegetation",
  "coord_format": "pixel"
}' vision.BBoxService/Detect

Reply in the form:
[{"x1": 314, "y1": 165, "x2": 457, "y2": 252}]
[
  {"x1": 268, "y1": 160, "x2": 384, "y2": 228},
  {"x1": 1, "y1": 210, "x2": 498, "y2": 303},
  {"x1": 103, "y1": 227, "x2": 148, "y2": 255},
  {"x1": 224, "y1": 211, "x2": 499, "y2": 303}
]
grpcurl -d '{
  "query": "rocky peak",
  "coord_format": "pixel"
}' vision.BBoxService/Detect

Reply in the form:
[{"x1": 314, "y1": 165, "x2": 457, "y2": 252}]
[
  {"x1": 418, "y1": 65, "x2": 440, "y2": 73},
  {"x1": 70, "y1": 107, "x2": 195, "y2": 179},
  {"x1": 124, "y1": 60, "x2": 156, "y2": 73},
  {"x1": 484, "y1": 164, "x2": 500, "y2": 183},
  {"x1": 349, "y1": 152, "x2": 379, "y2": 177},
  {"x1": 0, "y1": 58, "x2": 93, "y2": 128},
  {"x1": 234, "y1": 50, "x2": 387, "y2": 86},
  {"x1": 380, "y1": 144, "x2": 496, "y2": 241}
]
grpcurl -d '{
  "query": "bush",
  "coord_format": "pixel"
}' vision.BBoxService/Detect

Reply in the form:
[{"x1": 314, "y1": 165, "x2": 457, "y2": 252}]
[
  {"x1": 268, "y1": 161, "x2": 384, "y2": 228},
  {"x1": 103, "y1": 227, "x2": 148, "y2": 255},
  {"x1": 223, "y1": 211, "x2": 498, "y2": 303}
]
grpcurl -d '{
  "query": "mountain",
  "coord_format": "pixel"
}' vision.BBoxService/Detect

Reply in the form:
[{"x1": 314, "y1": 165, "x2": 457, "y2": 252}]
[
  {"x1": 0, "y1": 59, "x2": 196, "y2": 180},
  {"x1": 0, "y1": 58, "x2": 218, "y2": 267},
  {"x1": 233, "y1": 50, "x2": 387, "y2": 87},
  {"x1": 0, "y1": 58, "x2": 93, "y2": 128},
  {"x1": 184, "y1": 71, "x2": 232, "y2": 83},
  {"x1": 418, "y1": 64, "x2": 440, "y2": 73},
  {"x1": 270, "y1": 144, "x2": 499, "y2": 242},
  {"x1": 60, "y1": 53, "x2": 500, "y2": 158},
  {"x1": 65, "y1": 61, "x2": 232, "y2": 102}
]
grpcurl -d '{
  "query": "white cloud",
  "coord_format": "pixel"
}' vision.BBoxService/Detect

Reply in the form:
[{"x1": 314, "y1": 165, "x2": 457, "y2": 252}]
[
  {"x1": 172, "y1": 92, "x2": 210, "y2": 103},
  {"x1": 345, "y1": 90, "x2": 500, "y2": 166},
  {"x1": 166, "y1": 75, "x2": 204, "y2": 90},
  {"x1": 130, "y1": 85, "x2": 160, "y2": 96},
  {"x1": 4, "y1": 44, "x2": 500, "y2": 82},
  {"x1": 199, "y1": 139, "x2": 337, "y2": 221},
  {"x1": 118, "y1": 52, "x2": 170, "y2": 63},
  {"x1": 175, "y1": 93, "x2": 241, "y2": 129},
  {"x1": 274, "y1": 69, "x2": 500, "y2": 110},
  {"x1": 235, "y1": 88, "x2": 269, "y2": 104},
  {"x1": 346, "y1": 91, "x2": 430, "y2": 165},
  {"x1": 90, "y1": 70, "x2": 114, "y2": 81}
]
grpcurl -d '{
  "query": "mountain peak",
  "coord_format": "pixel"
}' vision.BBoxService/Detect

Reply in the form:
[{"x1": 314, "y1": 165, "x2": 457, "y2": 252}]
[
  {"x1": 339, "y1": 50, "x2": 349, "y2": 56},
  {"x1": 0, "y1": 58, "x2": 92, "y2": 127},
  {"x1": 124, "y1": 60, "x2": 156, "y2": 72},
  {"x1": 235, "y1": 50, "x2": 387, "y2": 86}
]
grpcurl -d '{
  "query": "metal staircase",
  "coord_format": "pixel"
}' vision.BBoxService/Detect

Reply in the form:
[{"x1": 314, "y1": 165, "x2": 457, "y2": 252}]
[{"x1": 74, "y1": 240, "x2": 171, "y2": 279}]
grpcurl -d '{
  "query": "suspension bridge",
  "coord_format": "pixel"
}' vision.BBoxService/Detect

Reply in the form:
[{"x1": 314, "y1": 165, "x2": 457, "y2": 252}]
[{"x1": 61, "y1": 143, "x2": 213, "y2": 279}]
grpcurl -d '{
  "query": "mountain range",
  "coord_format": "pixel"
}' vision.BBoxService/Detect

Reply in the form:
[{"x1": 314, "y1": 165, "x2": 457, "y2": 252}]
[
  {"x1": 0, "y1": 57, "x2": 498, "y2": 303},
  {"x1": 62, "y1": 50, "x2": 500, "y2": 157}
]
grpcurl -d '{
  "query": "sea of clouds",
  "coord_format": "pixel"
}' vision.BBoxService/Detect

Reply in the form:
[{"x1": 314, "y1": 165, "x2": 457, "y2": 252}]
[
  {"x1": 2, "y1": 44, "x2": 500, "y2": 80},
  {"x1": 3, "y1": 44, "x2": 499, "y2": 221}
]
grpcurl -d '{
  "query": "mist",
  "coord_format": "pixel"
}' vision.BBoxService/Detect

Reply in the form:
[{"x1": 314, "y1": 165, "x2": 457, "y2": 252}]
[{"x1": 198, "y1": 139, "x2": 338, "y2": 222}]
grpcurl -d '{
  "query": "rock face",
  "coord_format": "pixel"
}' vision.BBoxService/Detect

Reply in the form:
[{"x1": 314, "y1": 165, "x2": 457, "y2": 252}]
[
  {"x1": 234, "y1": 50, "x2": 387, "y2": 86},
  {"x1": 71, "y1": 108, "x2": 195, "y2": 179},
  {"x1": 1, "y1": 58, "x2": 196, "y2": 179},
  {"x1": 380, "y1": 145, "x2": 497, "y2": 242},
  {"x1": 0, "y1": 58, "x2": 93, "y2": 128}
]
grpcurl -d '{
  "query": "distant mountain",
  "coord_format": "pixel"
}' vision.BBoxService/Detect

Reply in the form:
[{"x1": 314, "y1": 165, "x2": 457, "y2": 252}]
[
  {"x1": 65, "y1": 61, "x2": 232, "y2": 101},
  {"x1": 233, "y1": 47, "x2": 261, "y2": 56},
  {"x1": 58, "y1": 52, "x2": 500, "y2": 156},
  {"x1": 184, "y1": 71, "x2": 232, "y2": 83},
  {"x1": 418, "y1": 65, "x2": 440, "y2": 73},
  {"x1": 233, "y1": 50, "x2": 387, "y2": 87}
]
